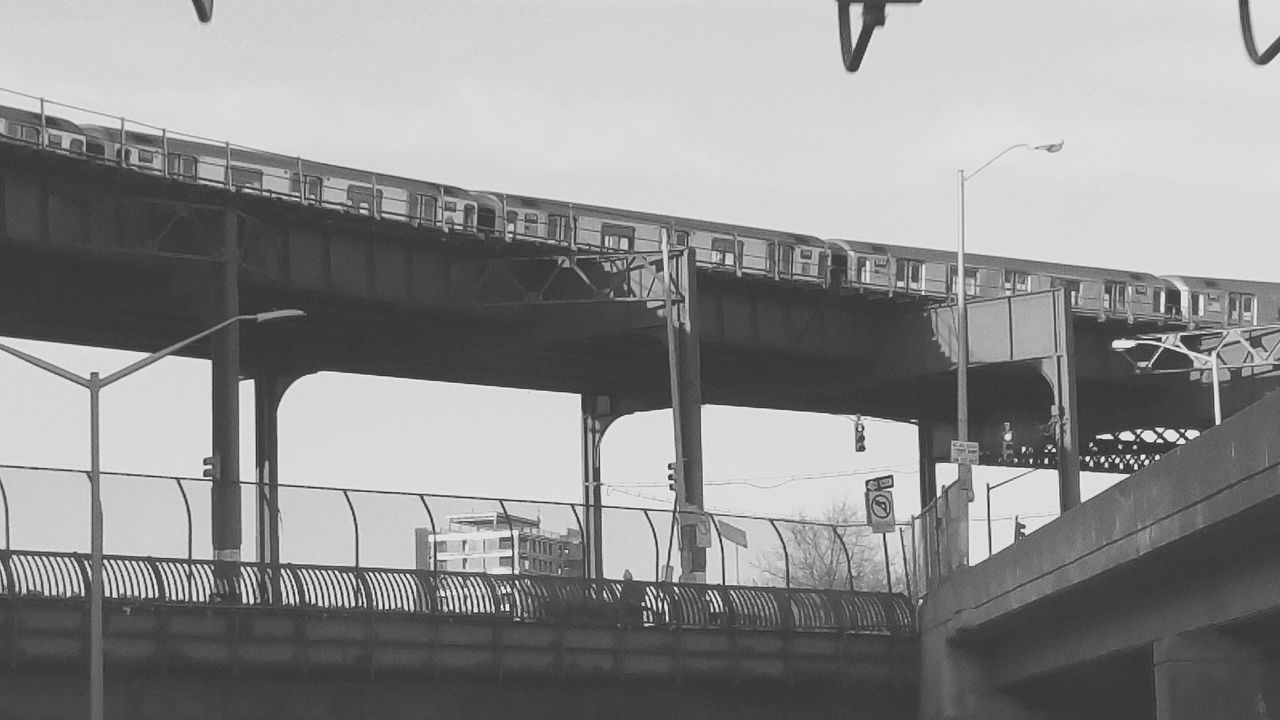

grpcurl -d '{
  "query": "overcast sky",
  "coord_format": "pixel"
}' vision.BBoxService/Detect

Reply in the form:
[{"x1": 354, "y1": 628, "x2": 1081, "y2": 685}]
[{"x1": 0, "y1": 2, "x2": 1276, "y2": 577}]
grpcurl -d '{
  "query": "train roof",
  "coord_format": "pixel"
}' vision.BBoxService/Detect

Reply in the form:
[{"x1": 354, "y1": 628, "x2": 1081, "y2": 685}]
[
  {"x1": 0, "y1": 104, "x2": 86, "y2": 134},
  {"x1": 825, "y1": 237, "x2": 1167, "y2": 283},
  {"x1": 497, "y1": 192, "x2": 826, "y2": 247}
]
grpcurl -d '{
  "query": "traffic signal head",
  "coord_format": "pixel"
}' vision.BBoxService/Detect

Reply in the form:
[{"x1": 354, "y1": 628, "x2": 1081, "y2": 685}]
[
  {"x1": 1014, "y1": 515, "x2": 1027, "y2": 541},
  {"x1": 202, "y1": 454, "x2": 221, "y2": 481},
  {"x1": 854, "y1": 416, "x2": 867, "y2": 453},
  {"x1": 667, "y1": 461, "x2": 680, "y2": 492},
  {"x1": 1001, "y1": 422, "x2": 1014, "y2": 461}
]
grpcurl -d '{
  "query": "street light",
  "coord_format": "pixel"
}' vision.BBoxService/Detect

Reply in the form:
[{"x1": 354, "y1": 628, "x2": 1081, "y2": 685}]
[
  {"x1": 0, "y1": 308, "x2": 304, "y2": 720},
  {"x1": 956, "y1": 141, "x2": 1063, "y2": 493}
]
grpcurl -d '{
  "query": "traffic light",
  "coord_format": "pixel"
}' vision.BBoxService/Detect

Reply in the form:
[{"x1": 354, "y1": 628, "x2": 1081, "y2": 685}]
[
  {"x1": 202, "y1": 454, "x2": 221, "y2": 481},
  {"x1": 854, "y1": 416, "x2": 867, "y2": 453},
  {"x1": 1001, "y1": 422, "x2": 1014, "y2": 461},
  {"x1": 667, "y1": 461, "x2": 680, "y2": 492},
  {"x1": 1013, "y1": 515, "x2": 1027, "y2": 541}
]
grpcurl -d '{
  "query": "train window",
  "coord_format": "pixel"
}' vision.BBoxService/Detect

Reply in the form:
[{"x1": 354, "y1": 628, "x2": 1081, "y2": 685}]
[
  {"x1": 896, "y1": 259, "x2": 923, "y2": 290},
  {"x1": 1052, "y1": 278, "x2": 1081, "y2": 307},
  {"x1": 947, "y1": 265, "x2": 979, "y2": 297},
  {"x1": 524, "y1": 212, "x2": 540, "y2": 236},
  {"x1": 47, "y1": 133, "x2": 62, "y2": 148},
  {"x1": 1207, "y1": 293, "x2": 1222, "y2": 315},
  {"x1": 346, "y1": 184, "x2": 382, "y2": 215},
  {"x1": 1152, "y1": 286, "x2": 1165, "y2": 314},
  {"x1": 230, "y1": 166, "x2": 263, "y2": 190},
  {"x1": 1004, "y1": 270, "x2": 1029, "y2": 295},
  {"x1": 444, "y1": 201, "x2": 457, "y2": 213},
  {"x1": 170, "y1": 154, "x2": 199, "y2": 180},
  {"x1": 70, "y1": 138, "x2": 84, "y2": 154},
  {"x1": 416, "y1": 194, "x2": 438, "y2": 223},
  {"x1": 505, "y1": 210, "x2": 518, "y2": 229},
  {"x1": 1191, "y1": 292, "x2": 1206, "y2": 317},
  {"x1": 855, "y1": 256, "x2": 873, "y2": 284},
  {"x1": 710, "y1": 237, "x2": 736, "y2": 266},
  {"x1": 548, "y1": 214, "x2": 570, "y2": 242},
  {"x1": 15, "y1": 124, "x2": 40, "y2": 143},
  {"x1": 674, "y1": 230, "x2": 690, "y2": 246},
  {"x1": 1103, "y1": 282, "x2": 1127, "y2": 312},
  {"x1": 135, "y1": 149, "x2": 156, "y2": 165},
  {"x1": 1227, "y1": 293, "x2": 1256, "y2": 324},
  {"x1": 289, "y1": 172, "x2": 322, "y2": 202},
  {"x1": 600, "y1": 223, "x2": 635, "y2": 251}
]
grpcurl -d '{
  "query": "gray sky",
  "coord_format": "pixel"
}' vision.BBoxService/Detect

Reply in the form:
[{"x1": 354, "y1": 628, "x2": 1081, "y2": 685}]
[{"x1": 0, "y1": 2, "x2": 1276, "y2": 575}]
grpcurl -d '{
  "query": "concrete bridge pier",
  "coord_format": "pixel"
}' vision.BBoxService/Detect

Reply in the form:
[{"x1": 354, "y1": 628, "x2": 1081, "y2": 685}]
[{"x1": 1154, "y1": 630, "x2": 1280, "y2": 720}]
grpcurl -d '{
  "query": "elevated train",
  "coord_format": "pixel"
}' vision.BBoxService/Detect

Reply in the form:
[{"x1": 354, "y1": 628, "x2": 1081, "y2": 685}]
[{"x1": 3, "y1": 103, "x2": 1276, "y2": 330}]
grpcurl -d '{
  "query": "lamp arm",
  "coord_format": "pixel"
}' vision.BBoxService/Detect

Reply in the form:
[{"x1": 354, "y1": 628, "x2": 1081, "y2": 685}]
[
  {"x1": 964, "y1": 144, "x2": 1029, "y2": 183},
  {"x1": 101, "y1": 314, "x2": 255, "y2": 387},
  {"x1": 0, "y1": 342, "x2": 90, "y2": 387}
]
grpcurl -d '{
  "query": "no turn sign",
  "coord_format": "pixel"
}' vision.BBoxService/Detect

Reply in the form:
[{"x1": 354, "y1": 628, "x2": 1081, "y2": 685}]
[{"x1": 864, "y1": 490, "x2": 895, "y2": 534}]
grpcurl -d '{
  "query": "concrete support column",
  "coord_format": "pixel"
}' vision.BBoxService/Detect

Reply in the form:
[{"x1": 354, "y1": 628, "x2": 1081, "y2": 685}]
[
  {"x1": 918, "y1": 610, "x2": 1046, "y2": 720},
  {"x1": 580, "y1": 394, "x2": 617, "y2": 580},
  {"x1": 254, "y1": 373, "x2": 301, "y2": 604},
  {"x1": 1154, "y1": 630, "x2": 1280, "y2": 720},
  {"x1": 210, "y1": 205, "x2": 241, "y2": 601}
]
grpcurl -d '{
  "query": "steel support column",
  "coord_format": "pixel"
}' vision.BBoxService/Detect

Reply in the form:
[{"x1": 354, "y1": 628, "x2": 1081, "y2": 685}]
[
  {"x1": 580, "y1": 394, "x2": 618, "y2": 580},
  {"x1": 673, "y1": 249, "x2": 706, "y2": 583},
  {"x1": 254, "y1": 373, "x2": 301, "y2": 604},
  {"x1": 210, "y1": 205, "x2": 241, "y2": 601},
  {"x1": 917, "y1": 421, "x2": 938, "y2": 506},
  {"x1": 1041, "y1": 290, "x2": 1081, "y2": 511}
]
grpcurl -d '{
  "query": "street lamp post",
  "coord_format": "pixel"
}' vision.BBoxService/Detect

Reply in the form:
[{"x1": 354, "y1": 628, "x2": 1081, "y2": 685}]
[
  {"x1": 1110, "y1": 336, "x2": 1233, "y2": 425},
  {"x1": 957, "y1": 141, "x2": 1063, "y2": 492},
  {"x1": 984, "y1": 468, "x2": 1036, "y2": 556},
  {"x1": 0, "y1": 309, "x2": 304, "y2": 720}
]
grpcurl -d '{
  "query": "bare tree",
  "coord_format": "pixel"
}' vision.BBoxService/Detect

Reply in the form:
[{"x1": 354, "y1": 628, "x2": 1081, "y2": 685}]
[{"x1": 756, "y1": 498, "x2": 889, "y2": 591}]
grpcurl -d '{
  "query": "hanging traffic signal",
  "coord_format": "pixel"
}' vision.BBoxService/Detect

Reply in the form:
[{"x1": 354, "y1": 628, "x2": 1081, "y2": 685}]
[
  {"x1": 191, "y1": 0, "x2": 213, "y2": 22},
  {"x1": 1013, "y1": 515, "x2": 1027, "y2": 541},
  {"x1": 1001, "y1": 422, "x2": 1014, "y2": 461},
  {"x1": 667, "y1": 461, "x2": 680, "y2": 492},
  {"x1": 854, "y1": 416, "x2": 867, "y2": 453},
  {"x1": 202, "y1": 454, "x2": 221, "y2": 481}
]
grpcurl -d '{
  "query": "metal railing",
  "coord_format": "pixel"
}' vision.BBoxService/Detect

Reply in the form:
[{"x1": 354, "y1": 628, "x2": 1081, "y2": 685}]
[
  {"x1": 0, "y1": 549, "x2": 915, "y2": 635},
  {"x1": 0, "y1": 464, "x2": 916, "y2": 597}
]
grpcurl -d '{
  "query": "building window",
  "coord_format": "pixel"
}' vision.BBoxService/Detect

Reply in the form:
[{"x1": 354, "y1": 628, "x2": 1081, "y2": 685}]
[
  {"x1": 499, "y1": 556, "x2": 513, "y2": 568},
  {"x1": 433, "y1": 540, "x2": 447, "y2": 554}
]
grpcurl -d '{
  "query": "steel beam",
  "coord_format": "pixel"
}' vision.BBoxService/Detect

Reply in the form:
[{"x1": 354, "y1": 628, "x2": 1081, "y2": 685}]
[{"x1": 254, "y1": 372, "x2": 302, "y2": 604}]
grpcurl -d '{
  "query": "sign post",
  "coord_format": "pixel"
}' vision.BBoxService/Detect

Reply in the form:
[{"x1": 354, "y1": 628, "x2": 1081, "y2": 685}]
[{"x1": 865, "y1": 475, "x2": 897, "y2": 593}]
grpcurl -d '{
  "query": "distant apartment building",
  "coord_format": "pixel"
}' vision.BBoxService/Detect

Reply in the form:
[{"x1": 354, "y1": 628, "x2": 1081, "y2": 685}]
[{"x1": 414, "y1": 512, "x2": 584, "y2": 577}]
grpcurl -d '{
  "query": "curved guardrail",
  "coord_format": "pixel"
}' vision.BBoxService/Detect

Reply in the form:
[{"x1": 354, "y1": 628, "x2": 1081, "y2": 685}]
[{"x1": 0, "y1": 550, "x2": 915, "y2": 635}]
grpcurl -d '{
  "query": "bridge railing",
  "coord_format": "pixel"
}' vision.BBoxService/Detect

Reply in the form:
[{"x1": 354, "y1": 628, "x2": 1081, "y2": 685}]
[
  {"x1": 0, "y1": 549, "x2": 915, "y2": 635},
  {"x1": 0, "y1": 465, "x2": 917, "y2": 599}
]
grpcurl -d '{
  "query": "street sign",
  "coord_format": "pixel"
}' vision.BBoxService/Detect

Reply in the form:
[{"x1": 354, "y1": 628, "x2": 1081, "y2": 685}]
[
  {"x1": 950, "y1": 440, "x2": 980, "y2": 464},
  {"x1": 865, "y1": 474, "x2": 895, "y2": 492},
  {"x1": 719, "y1": 521, "x2": 749, "y2": 549},
  {"x1": 864, "y1": 490, "x2": 895, "y2": 534}
]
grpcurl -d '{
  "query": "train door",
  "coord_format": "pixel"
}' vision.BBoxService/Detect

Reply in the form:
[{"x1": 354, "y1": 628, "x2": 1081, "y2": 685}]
[
  {"x1": 463, "y1": 204, "x2": 476, "y2": 230},
  {"x1": 895, "y1": 258, "x2": 923, "y2": 293},
  {"x1": 777, "y1": 244, "x2": 795, "y2": 279},
  {"x1": 478, "y1": 206, "x2": 497, "y2": 234}
]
